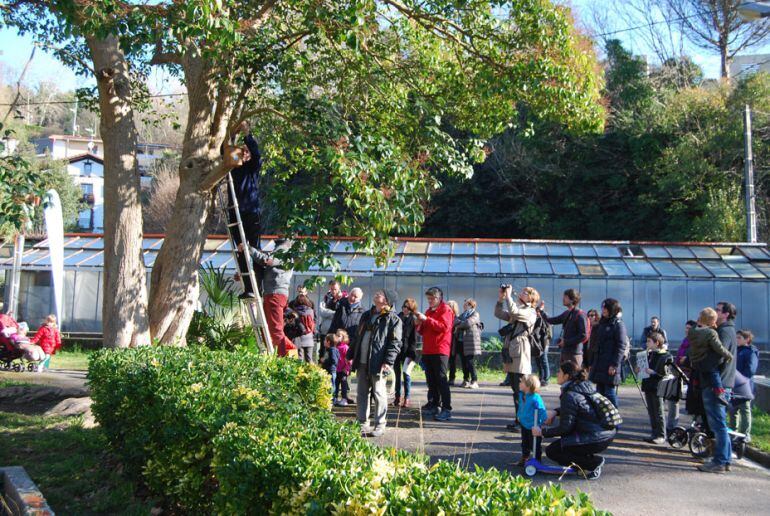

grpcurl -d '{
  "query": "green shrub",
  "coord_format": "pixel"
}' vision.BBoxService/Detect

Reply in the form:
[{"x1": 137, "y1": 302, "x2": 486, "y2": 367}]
[
  {"x1": 482, "y1": 336, "x2": 504, "y2": 352},
  {"x1": 89, "y1": 347, "x2": 604, "y2": 515}
]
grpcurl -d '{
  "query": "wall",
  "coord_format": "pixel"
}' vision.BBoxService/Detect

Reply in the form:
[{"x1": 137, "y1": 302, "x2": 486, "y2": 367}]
[{"x1": 67, "y1": 159, "x2": 105, "y2": 230}]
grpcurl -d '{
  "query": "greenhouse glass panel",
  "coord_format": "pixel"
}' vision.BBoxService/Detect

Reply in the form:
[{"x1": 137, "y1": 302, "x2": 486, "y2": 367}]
[
  {"x1": 547, "y1": 244, "x2": 572, "y2": 256},
  {"x1": 607, "y1": 279, "x2": 635, "y2": 336},
  {"x1": 666, "y1": 247, "x2": 695, "y2": 258},
  {"x1": 499, "y1": 243, "x2": 524, "y2": 255},
  {"x1": 594, "y1": 245, "x2": 620, "y2": 258},
  {"x1": 64, "y1": 237, "x2": 84, "y2": 248},
  {"x1": 524, "y1": 257, "x2": 552, "y2": 274},
  {"x1": 476, "y1": 256, "x2": 500, "y2": 274},
  {"x1": 452, "y1": 242, "x2": 475, "y2": 255},
  {"x1": 570, "y1": 245, "x2": 597, "y2": 257},
  {"x1": 348, "y1": 255, "x2": 378, "y2": 272},
  {"x1": 143, "y1": 238, "x2": 164, "y2": 250},
  {"x1": 475, "y1": 277, "x2": 506, "y2": 330},
  {"x1": 600, "y1": 259, "x2": 632, "y2": 276},
  {"x1": 527, "y1": 278, "x2": 554, "y2": 310},
  {"x1": 397, "y1": 255, "x2": 426, "y2": 272},
  {"x1": 690, "y1": 246, "x2": 720, "y2": 259},
  {"x1": 714, "y1": 281, "x2": 735, "y2": 312},
  {"x1": 578, "y1": 279, "x2": 606, "y2": 312},
  {"x1": 700, "y1": 261, "x2": 739, "y2": 278},
  {"x1": 79, "y1": 251, "x2": 106, "y2": 267},
  {"x1": 447, "y1": 276, "x2": 474, "y2": 306},
  {"x1": 687, "y1": 282, "x2": 714, "y2": 322},
  {"x1": 742, "y1": 283, "x2": 768, "y2": 343},
  {"x1": 428, "y1": 242, "x2": 451, "y2": 254},
  {"x1": 642, "y1": 246, "x2": 670, "y2": 258},
  {"x1": 624, "y1": 259, "x2": 657, "y2": 276},
  {"x1": 203, "y1": 239, "x2": 226, "y2": 251},
  {"x1": 81, "y1": 238, "x2": 105, "y2": 249},
  {"x1": 676, "y1": 260, "x2": 712, "y2": 277},
  {"x1": 727, "y1": 261, "x2": 766, "y2": 279},
  {"x1": 752, "y1": 262, "x2": 770, "y2": 278},
  {"x1": 575, "y1": 258, "x2": 605, "y2": 276},
  {"x1": 500, "y1": 257, "x2": 527, "y2": 275},
  {"x1": 72, "y1": 271, "x2": 100, "y2": 325},
  {"x1": 450, "y1": 256, "x2": 475, "y2": 273},
  {"x1": 476, "y1": 242, "x2": 499, "y2": 255},
  {"x1": 661, "y1": 280, "x2": 688, "y2": 344},
  {"x1": 550, "y1": 258, "x2": 578, "y2": 275},
  {"x1": 523, "y1": 243, "x2": 548, "y2": 256},
  {"x1": 423, "y1": 256, "x2": 450, "y2": 273},
  {"x1": 649, "y1": 260, "x2": 686, "y2": 277},
  {"x1": 738, "y1": 246, "x2": 770, "y2": 260},
  {"x1": 403, "y1": 242, "x2": 428, "y2": 254},
  {"x1": 30, "y1": 252, "x2": 52, "y2": 266},
  {"x1": 63, "y1": 250, "x2": 96, "y2": 267}
]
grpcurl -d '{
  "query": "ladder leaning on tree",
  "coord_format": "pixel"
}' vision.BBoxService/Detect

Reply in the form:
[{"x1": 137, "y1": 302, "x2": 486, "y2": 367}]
[{"x1": 217, "y1": 172, "x2": 274, "y2": 354}]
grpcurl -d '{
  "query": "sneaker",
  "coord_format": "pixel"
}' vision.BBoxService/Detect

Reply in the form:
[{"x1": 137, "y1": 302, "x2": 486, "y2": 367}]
[
  {"x1": 460, "y1": 381, "x2": 470, "y2": 388},
  {"x1": 346, "y1": 398, "x2": 355, "y2": 405},
  {"x1": 371, "y1": 426, "x2": 386, "y2": 437},
  {"x1": 697, "y1": 462, "x2": 727, "y2": 474},
  {"x1": 506, "y1": 421, "x2": 520, "y2": 432},
  {"x1": 644, "y1": 436, "x2": 666, "y2": 445},
  {"x1": 468, "y1": 382, "x2": 479, "y2": 389},
  {"x1": 393, "y1": 397, "x2": 401, "y2": 407},
  {"x1": 434, "y1": 409, "x2": 452, "y2": 421},
  {"x1": 586, "y1": 468, "x2": 602, "y2": 480},
  {"x1": 499, "y1": 380, "x2": 511, "y2": 387},
  {"x1": 421, "y1": 403, "x2": 438, "y2": 413},
  {"x1": 337, "y1": 399, "x2": 348, "y2": 407},
  {"x1": 360, "y1": 423, "x2": 374, "y2": 435},
  {"x1": 515, "y1": 455, "x2": 530, "y2": 467}
]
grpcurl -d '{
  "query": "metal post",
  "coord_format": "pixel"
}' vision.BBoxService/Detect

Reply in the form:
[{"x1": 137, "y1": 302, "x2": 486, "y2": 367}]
[
  {"x1": 744, "y1": 104, "x2": 758, "y2": 243},
  {"x1": 6, "y1": 233, "x2": 25, "y2": 317}
]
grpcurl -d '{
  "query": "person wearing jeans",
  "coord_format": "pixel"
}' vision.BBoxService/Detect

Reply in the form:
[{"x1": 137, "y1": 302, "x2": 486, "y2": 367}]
[
  {"x1": 395, "y1": 298, "x2": 418, "y2": 407},
  {"x1": 347, "y1": 290, "x2": 402, "y2": 437},
  {"x1": 416, "y1": 287, "x2": 455, "y2": 421},
  {"x1": 246, "y1": 239, "x2": 294, "y2": 356}
]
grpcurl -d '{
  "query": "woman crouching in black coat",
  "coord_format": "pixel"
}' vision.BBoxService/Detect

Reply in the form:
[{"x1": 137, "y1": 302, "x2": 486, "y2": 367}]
[{"x1": 533, "y1": 362, "x2": 616, "y2": 477}]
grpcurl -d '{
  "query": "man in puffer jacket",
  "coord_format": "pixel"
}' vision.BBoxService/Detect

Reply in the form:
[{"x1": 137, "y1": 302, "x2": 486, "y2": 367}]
[{"x1": 347, "y1": 289, "x2": 402, "y2": 438}]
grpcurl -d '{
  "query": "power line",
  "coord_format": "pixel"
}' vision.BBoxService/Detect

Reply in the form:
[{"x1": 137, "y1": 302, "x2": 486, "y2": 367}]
[
  {"x1": 0, "y1": 92, "x2": 187, "y2": 107},
  {"x1": 591, "y1": 12, "x2": 702, "y2": 39}
]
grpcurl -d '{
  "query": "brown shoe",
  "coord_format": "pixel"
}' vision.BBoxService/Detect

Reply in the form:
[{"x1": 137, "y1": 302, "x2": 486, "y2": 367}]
[{"x1": 402, "y1": 398, "x2": 411, "y2": 408}]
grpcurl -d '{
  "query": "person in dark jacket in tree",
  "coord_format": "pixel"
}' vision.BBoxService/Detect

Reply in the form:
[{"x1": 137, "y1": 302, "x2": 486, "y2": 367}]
[
  {"x1": 226, "y1": 121, "x2": 266, "y2": 299},
  {"x1": 533, "y1": 362, "x2": 616, "y2": 478},
  {"x1": 588, "y1": 299, "x2": 627, "y2": 408},
  {"x1": 394, "y1": 298, "x2": 418, "y2": 407},
  {"x1": 347, "y1": 289, "x2": 402, "y2": 438},
  {"x1": 542, "y1": 289, "x2": 589, "y2": 367}
]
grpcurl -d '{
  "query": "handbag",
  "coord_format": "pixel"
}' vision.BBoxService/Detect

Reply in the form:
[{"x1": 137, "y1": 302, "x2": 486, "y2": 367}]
[{"x1": 657, "y1": 374, "x2": 683, "y2": 401}]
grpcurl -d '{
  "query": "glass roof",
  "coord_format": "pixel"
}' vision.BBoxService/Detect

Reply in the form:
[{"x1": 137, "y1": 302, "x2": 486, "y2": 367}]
[{"x1": 6, "y1": 237, "x2": 770, "y2": 282}]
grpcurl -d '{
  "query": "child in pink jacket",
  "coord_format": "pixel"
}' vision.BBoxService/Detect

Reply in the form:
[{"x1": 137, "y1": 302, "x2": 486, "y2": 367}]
[{"x1": 334, "y1": 329, "x2": 354, "y2": 406}]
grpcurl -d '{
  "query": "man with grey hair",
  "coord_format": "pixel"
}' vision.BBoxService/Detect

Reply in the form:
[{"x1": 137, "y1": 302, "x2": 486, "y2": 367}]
[{"x1": 330, "y1": 287, "x2": 365, "y2": 342}]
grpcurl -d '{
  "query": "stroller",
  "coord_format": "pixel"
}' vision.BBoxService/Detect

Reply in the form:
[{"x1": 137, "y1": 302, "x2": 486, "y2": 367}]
[
  {"x1": 667, "y1": 364, "x2": 747, "y2": 460},
  {"x1": 0, "y1": 314, "x2": 40, "y2": 372}
]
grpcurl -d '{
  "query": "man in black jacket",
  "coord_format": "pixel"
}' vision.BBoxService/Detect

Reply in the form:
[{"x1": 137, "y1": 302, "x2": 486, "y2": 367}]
[
  {"x1": 347, "y1": 289, "x2": 402, "y2": 438},
  {"x1": 226, "y1": 121, "x2": 265, "y2": 299},
  {"x1": 330, "y1": 287, "x2": 365, "y2": 338},
  {"x1": 542, "y1": 289, "x2": 588, "y2": 367},
  {"x1": 641, "y1": 317, "x2": 668, "y2": 347}
]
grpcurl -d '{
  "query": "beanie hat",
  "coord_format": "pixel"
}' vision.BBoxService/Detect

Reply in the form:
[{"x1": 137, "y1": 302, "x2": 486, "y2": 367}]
[{"x1": 382, "y1": 289, "x2": 399, "y2": 309}]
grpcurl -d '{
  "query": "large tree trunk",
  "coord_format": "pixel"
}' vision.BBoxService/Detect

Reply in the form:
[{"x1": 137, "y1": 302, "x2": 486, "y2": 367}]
[
  {"x1": 88, "y1": 35, "x2": 151, "y2": 348},
  {"x1": 148, "y1": 53, "x2": 227, "y2": 344}
]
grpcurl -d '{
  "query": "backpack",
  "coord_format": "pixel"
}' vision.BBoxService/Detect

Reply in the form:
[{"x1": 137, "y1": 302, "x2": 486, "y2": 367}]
[
  {"x1": 583, "y1": 392, "x2": 623, "y2": 430},
  {"x1": 530, "y1": 312, "x2": 551, "y2": 359}
]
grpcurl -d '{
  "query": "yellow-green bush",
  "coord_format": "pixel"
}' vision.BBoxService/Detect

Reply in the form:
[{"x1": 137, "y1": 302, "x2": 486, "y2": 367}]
[{"x1": 89, "y1": 347, "x2": 603, "y2": 514}]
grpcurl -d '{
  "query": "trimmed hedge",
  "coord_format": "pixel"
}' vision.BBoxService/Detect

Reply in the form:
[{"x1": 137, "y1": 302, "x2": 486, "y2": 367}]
[{"x1": 89, "y1": 348, "x2": 604, "y2": 514}]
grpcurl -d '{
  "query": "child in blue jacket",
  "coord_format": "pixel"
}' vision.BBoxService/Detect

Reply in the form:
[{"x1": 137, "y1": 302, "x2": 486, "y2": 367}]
[{"x1": 516, "y1": 374, "x2": 547, "y2": 466}]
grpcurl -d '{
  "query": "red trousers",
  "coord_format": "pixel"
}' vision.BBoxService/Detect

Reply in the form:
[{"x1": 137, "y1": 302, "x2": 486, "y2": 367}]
[{"x1": 263, "y1": 293, "x2": 294, "y2": 356}]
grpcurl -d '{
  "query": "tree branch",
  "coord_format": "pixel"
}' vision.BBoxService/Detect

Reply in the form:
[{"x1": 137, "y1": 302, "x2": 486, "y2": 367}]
[
  {"x1": 150, "y1": 40, "x2": 182, "y2": 65},
  {"x1": 238, "y1": 0, "x2": 278, "y2": 33}
]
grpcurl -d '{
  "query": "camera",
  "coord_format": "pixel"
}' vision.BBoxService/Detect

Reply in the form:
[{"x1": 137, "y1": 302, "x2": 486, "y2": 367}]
[{"x1": 500, "y1": 283, "x2": 512, "y2": 290}]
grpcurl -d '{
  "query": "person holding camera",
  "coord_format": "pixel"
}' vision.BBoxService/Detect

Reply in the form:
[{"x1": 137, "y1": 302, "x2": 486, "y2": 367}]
[{"x1": 495, "y1": 284, "x2": 539, "y2": 431}]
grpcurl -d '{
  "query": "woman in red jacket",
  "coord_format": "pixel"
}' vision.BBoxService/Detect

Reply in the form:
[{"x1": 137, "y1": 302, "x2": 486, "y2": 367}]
[
  {"x1": 416, "y1": 287, "x2": 455, "y2": 422},
  {"x1": 30, "y1": 314, "x2": 62, "y2": 372}
]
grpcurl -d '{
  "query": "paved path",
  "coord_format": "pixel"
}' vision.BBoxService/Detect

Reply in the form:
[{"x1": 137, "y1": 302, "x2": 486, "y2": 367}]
[
  {"x1": 337, "y1": 381, "x2": 770, "y2": 516},
  {"x1": 0, "y1": 369, "x2": 88, "y2": 391}
]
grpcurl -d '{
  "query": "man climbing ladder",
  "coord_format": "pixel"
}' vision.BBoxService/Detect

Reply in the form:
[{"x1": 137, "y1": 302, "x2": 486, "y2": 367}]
[{"x1": 226, "y1": 120, "x2": 264, "y2": 299}]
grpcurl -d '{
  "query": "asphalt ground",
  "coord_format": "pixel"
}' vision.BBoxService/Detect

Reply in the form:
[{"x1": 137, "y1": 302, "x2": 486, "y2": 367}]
[{"x1": 336, "y1": 379, "x2": 770, "y2": 516}]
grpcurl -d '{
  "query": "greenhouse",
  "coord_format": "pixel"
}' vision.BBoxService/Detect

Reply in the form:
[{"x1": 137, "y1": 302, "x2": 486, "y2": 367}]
[{"x1": 2, "y1": 234, "x2": 770, "y2": 349}]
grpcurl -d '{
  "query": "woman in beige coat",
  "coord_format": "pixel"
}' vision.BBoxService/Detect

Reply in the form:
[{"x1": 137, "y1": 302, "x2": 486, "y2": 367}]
[{"x1": 494, "y1": 285, "x2": 539, "y2": 431}]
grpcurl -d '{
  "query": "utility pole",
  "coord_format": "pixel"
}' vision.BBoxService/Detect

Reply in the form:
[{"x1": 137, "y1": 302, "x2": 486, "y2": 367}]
[
  {"x1": 71, "y1": 98, "x2": 78, "y2": 135},
  {"x1": 744, "y1": 104, "x2": 758, "y2": 243}
]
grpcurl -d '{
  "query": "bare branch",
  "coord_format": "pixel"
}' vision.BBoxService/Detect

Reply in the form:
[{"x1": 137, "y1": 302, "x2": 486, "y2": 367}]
[{"x1": 2, "y1": 47, "x2": 35, "y2": 124}]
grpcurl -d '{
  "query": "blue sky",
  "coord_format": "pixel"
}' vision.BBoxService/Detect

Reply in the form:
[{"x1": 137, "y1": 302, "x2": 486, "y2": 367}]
[{"x1": 1, "y1": 1, "x2": 769, "y2": 91}]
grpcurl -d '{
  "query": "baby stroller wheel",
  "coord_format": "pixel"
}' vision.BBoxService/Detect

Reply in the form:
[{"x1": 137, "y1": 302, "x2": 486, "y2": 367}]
[
  {"x1": 27, "y1": 363, "x2": 35, "y2": 372},
  {"x1": 524, "y1": 464, "x2": 537, "y2": 477},
  {"x1": 668, "y1": 427, "x2": 689, "y2": 449},
  {"x1": 689, "y1": 432, "x2": 711, "y2": 458},
  {"x1": 12, "y1": 363, "x2": 22, "y2": 372}
]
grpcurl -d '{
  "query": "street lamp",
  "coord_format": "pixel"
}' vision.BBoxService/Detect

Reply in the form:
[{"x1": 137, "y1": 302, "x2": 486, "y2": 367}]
[{"x1": 738, "y1": 2, "x2": 770, "y2": 20}]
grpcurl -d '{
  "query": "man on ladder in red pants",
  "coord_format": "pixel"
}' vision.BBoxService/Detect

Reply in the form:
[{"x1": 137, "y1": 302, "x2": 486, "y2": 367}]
[{"x1": 228, "y1": 120, "x2": 264, "y2": 300}]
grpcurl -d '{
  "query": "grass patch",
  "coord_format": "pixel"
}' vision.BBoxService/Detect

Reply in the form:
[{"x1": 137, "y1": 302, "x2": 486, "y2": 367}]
[
  {"x1": 0, "y1": 378, "x2": 34, "y2": 389},
  {"x1": 750, "y1": 406, "x2": 770, "y2": 453},
  {"x1": 49, "y1": 347, "x2": 92, "y2": 371},
  {"x1": 0, "y1": 412, "x2": 154, "y2": 515}
]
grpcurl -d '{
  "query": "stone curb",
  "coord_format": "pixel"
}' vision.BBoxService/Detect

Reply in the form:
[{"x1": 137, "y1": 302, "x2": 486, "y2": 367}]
[
  {"x1": 0, "y1": 466, "x2": 54, "y2": 515},
  {"x1": 745, "y1": 445, "x2": 770, "y2": 469}
]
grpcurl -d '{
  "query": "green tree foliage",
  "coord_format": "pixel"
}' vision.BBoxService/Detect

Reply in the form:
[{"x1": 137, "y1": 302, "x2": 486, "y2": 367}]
[
  {"x1": 424, "y1": 41, "x2": 770, "y2": 242},
  {"x1": 0, "y1": 124, "x2": 42, "y2": 237}
]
